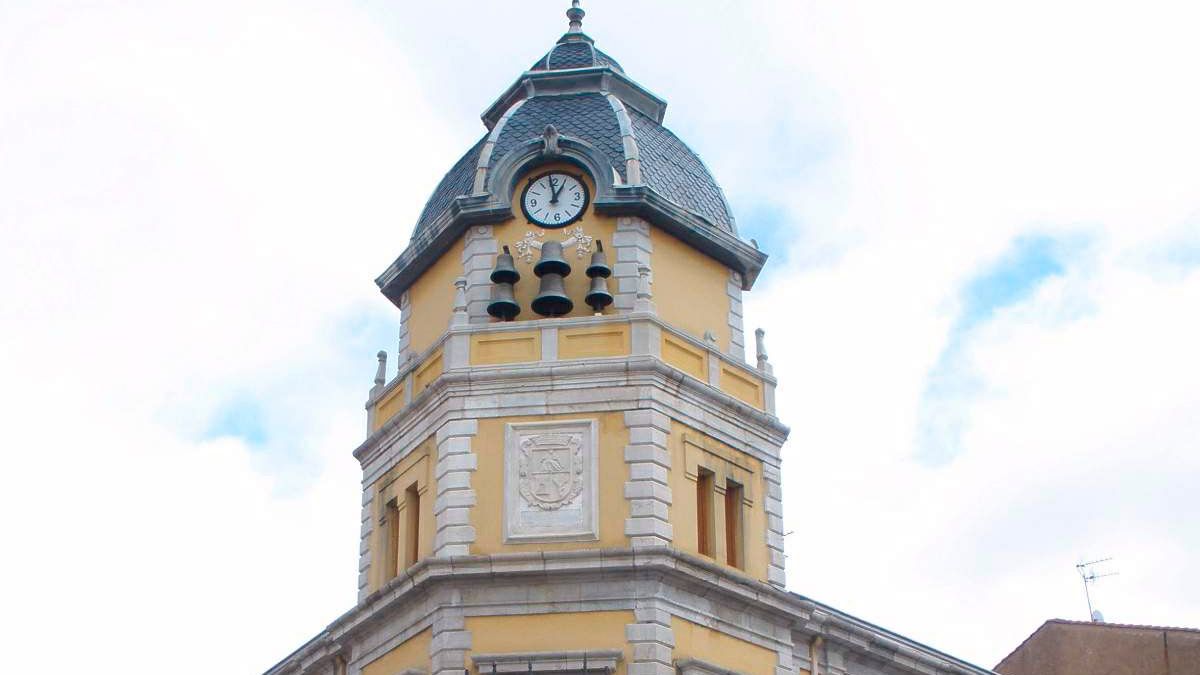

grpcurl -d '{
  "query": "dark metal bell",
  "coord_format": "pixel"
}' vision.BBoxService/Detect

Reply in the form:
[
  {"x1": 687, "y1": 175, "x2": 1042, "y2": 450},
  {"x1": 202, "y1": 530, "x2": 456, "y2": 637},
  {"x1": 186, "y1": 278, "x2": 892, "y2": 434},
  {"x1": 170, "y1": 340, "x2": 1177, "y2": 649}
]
[
  {"x1": 585, "y1": 275, "x2": 613, "y2": 312},
  {"x1": 532, "y1": 273, "x2": 573, "y2": 317},
  {"x1": 533, "y1": 241, "x2": 571, "y2": 278},
  {"x1": 491, "y1": 245, "x2": 520, "y2": 285},
  {"x1": 487, "y1": 281, "x2": 520, "y2": 321},
  {"x1": 585, "y1": 240, "x2": 612, "y2": 279}
]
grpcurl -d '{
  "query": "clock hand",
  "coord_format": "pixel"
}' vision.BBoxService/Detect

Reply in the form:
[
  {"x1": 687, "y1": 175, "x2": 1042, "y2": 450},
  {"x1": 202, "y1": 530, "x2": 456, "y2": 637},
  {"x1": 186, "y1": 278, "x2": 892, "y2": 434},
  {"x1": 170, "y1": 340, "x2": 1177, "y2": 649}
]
[{"x1": 550, "y1": 176, "x2": 564, "y2": 204}]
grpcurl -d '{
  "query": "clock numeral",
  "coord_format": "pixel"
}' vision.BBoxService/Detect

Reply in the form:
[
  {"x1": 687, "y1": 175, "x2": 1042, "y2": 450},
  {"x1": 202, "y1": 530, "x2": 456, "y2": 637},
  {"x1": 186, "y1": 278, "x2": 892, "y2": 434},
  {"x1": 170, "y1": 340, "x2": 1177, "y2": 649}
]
[
  {"x1": 554, "y1": 213, "x2": 562, "y2": 222},
  {"x1": 529, "y1": 199, "x2": 537, "y2": 207}
]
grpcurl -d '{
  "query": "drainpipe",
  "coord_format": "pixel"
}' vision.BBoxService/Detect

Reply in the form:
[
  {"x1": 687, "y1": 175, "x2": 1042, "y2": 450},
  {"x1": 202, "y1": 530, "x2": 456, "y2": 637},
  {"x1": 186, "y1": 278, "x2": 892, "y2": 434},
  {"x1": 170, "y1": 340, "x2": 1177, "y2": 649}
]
[{"x1": 809, "y1": 636, "x2": 824, "y2": 675}]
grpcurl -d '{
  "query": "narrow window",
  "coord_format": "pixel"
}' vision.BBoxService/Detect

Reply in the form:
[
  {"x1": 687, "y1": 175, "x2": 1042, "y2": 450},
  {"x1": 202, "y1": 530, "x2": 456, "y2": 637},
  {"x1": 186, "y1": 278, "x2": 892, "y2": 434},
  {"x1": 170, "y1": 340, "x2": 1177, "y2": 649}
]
[
  {"x1": 404, "y1": 482, "x2": 421, "y2": 568},
  {"x1": 697, "y1": 468, "x2": 715, "y2": 557},
  {"x1": 384, "y1": 497, "x2": 400, "y2": 581},
  {"x1": 724, "y1": 480, "x2": 744, "y2": 569}
]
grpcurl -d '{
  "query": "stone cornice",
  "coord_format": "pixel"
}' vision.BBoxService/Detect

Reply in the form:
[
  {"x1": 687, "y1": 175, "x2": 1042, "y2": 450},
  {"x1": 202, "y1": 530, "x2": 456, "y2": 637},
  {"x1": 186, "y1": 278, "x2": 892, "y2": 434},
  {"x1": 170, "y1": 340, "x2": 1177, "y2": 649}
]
[
  {"x1": 354, "y1": 354, "x2": 789, "y2": 478},
  {"x1": 264, "y1": 548, "x2": 993, "y2": 675}
]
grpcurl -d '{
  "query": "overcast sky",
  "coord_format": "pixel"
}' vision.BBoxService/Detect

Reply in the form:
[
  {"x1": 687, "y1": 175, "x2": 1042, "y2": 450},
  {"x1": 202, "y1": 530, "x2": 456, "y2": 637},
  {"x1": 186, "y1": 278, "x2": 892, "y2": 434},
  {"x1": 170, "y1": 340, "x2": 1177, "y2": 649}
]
[{"x1": 2, "y1": 1, "x2": 1197, "y2": 673}]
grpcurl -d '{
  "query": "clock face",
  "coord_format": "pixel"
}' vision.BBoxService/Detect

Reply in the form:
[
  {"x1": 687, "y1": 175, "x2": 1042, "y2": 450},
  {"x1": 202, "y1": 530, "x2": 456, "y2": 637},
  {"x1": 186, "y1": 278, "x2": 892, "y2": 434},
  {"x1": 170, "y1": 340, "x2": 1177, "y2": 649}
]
[{"x1": 521, "y1": 171, "x2": 589, "y2": 228}]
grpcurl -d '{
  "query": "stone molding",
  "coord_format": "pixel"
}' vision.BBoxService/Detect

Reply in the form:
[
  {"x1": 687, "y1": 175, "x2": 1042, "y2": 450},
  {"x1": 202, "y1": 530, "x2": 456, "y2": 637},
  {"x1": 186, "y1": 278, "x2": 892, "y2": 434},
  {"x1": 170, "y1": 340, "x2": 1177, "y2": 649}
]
[
  {"x1": 675, "y1": 658, "x2": 749, "y2": 675},
  {"x1": 268, "y1": 548, "x2": 993, "y2": 675},
  {"x1": 623, "y1": 410, "x2": 672, "y2": 548},
  {"x1": 434, "y1": 420, "x2": 479, "y2": 557},
  {"x1": 471, "y1": 650, "x2": 622, "y2": 674},
  {"x1": 359, "y1": 350, "x2": 784, "y2": 477}
]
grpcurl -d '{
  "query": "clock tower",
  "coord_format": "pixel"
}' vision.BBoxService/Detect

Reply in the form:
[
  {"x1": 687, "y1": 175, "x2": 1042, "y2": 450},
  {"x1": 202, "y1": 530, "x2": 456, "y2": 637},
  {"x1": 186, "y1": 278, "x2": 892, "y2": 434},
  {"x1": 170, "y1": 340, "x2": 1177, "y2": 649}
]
[{"x1": 265, "y1": 5, "x2": 994, "y2": 675}]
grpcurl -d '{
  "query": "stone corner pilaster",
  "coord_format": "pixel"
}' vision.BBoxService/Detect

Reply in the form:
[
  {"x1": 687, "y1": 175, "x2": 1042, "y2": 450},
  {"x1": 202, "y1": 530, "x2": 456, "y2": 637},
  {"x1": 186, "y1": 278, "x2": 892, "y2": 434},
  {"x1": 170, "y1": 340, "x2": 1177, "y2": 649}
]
[
  {"x1": 429, "y1": 606, "x2": 471, "y2": 675},
  {"x1": 763, "y1": 461, "x2": 787, "y2": 588},
  {"x1": 462, "y1": 225, "x2": 498, "y2": 325},
  {"x1": 433, "y1": 419, "x2": 479, "y2": 558},
  {"x1": 623, "y1": 409, "x2": 673, "y2": 547},
  {"x1": 626, "y1": 603, "x2": 675, "y2": 675}
]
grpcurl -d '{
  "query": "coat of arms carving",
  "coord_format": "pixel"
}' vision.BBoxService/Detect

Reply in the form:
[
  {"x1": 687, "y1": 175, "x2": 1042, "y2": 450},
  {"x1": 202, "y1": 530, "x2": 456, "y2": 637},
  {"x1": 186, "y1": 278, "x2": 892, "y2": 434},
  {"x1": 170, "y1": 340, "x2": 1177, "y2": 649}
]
[{"x1": 517, "y1": 433, "x2": 584, "y2": 510}]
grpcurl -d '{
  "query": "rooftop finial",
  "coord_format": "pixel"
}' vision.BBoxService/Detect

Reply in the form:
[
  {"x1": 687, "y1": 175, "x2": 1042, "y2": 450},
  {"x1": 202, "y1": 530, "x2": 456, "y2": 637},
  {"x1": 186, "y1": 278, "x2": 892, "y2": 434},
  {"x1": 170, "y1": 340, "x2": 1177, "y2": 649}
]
[{"x1": 567, "y1": 0, "x2": 585, "y2": 33}]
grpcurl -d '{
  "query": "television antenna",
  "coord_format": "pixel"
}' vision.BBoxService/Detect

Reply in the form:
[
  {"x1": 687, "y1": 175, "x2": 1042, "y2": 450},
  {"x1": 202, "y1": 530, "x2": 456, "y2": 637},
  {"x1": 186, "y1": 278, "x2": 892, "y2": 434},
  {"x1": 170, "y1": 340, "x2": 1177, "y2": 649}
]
[{"x1": 1076, "y1": 557, "x2": 1118, "y2": 622}]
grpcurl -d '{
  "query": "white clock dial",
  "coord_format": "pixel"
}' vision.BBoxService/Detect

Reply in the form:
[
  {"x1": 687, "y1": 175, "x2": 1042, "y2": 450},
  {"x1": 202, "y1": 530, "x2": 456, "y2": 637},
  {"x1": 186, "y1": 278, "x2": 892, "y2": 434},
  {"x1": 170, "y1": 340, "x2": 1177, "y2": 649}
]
[{"x1": 522, "y1": 172, "x2": 589, "y2": 228}]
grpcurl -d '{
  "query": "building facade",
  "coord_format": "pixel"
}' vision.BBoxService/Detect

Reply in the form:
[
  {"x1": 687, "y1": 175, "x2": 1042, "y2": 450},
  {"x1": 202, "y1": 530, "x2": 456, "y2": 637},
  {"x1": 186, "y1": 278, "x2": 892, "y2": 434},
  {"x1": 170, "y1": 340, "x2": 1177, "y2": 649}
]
[
  {"x1": 265, "y1": 5, "x2": 994, "y2": 675},
  {"x1": 996, "y1": 620, "x2": 1200, "y2": 675}
]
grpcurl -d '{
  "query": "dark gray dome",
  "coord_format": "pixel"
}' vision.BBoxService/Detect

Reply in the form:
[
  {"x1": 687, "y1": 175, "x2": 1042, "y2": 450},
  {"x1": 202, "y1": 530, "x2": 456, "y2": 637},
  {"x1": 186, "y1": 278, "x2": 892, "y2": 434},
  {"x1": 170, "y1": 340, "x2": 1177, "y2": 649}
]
[
  {"x1": 413, "y1": 79, "x2": 736, "y2": 237},
  {"x1": 529, "y1": 39, "x2": 624, "y2": 74}
]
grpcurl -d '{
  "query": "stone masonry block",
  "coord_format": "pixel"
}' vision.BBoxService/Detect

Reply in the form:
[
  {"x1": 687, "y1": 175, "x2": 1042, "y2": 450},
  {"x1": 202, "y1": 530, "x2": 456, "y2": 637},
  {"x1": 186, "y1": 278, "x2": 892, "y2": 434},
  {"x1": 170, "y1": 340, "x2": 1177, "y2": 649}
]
[
  {"x1": 624, "y1": 481, "x2": 672, "y2": 504},
  {"x1": 629, "y1": 499, "x2": 669, "y2": 520},
  {"x1": 437, "y1": 436, "x2": 473, "y2": 457},
  {"x1": 436, "y1": 419, "x2": 478, "y2": 444},
  {"x1": 632, "y1": 642, "x2": 673, "y2": 665},
  {"x1": 624, "y1": 444, "x2": 671, "y2": 467},
  {"x1": 624, "y1": 409, "x2": 672, "y2": 431},
  {"x1": 628, "y1": 427, "x2": 668, "y2": 447},
  {"x1": 634, "y1": 606, "x2": 673, "y2": 626},
  {"x1": 434, "y1": 490, "x2": 477, "y2": 514},
  {"x1": 625, "y1": 517, "x2": 673, "y2": 539},
  {"x1": 625, "y1": 623, "x2": 675, "y2": 647},
  {"x1": 435, "y1": 454, "x2": 478, "y2": 479},
  {"x1": 628, "y1": 463, "x2": 669, "y2": 485}
]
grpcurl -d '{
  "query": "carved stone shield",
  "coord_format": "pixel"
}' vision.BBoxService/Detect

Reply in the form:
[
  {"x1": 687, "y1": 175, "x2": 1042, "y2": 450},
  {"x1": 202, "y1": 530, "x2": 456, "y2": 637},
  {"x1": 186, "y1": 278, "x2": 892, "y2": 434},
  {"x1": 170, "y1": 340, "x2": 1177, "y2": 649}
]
[{"x1": 518, "y1": 432, "x2": 584, "y2": 510}]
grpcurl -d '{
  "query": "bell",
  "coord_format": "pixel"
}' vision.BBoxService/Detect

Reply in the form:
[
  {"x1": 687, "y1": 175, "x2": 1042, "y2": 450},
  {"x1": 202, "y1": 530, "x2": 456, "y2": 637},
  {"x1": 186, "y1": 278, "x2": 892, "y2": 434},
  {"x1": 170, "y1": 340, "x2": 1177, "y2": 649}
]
[
  {"x1": 533, "y1": 240, "x2": 572, "y2": 278},
  {"x1": 487, "y1": 281, "x2": 520, "y2": 321},
  {"x1": 490, "y1": 245, "x2": 520, "y2": 285},
  {"x1": 532, "y1": 273, "x2": 573, "y2": 317},
  {"x1": 585, "y1": 240, "x2": 612, "y2": 279},
  {"x1": 585, "y1": 275, "x2": 613, "y2": 313}
]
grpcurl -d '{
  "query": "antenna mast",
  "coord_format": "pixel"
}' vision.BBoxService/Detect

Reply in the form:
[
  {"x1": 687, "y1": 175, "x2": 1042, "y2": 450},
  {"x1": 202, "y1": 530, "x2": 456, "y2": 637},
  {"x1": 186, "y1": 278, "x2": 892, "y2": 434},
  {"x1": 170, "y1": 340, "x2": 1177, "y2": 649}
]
[{"x1": 1076, "y1": 557, "x2": 1118, "y2": 622}]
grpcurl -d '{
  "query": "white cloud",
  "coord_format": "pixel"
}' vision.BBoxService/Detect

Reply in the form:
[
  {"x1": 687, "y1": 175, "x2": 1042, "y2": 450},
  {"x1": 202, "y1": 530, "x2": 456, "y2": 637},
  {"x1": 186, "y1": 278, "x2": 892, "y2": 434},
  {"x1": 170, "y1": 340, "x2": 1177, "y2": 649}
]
[{"x1": 1, "y1": 1, "x2": 1197, "y2": 672}]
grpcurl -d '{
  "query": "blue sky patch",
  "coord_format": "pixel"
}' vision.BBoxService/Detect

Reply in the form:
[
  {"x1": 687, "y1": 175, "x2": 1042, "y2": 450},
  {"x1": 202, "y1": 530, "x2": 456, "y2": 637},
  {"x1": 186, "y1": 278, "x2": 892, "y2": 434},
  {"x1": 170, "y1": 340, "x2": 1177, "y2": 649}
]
[
  {"x1": 203, "y1": 395, "x2": 269, "y2": 446},
  {"x1": 959, "y1": 235, "x2": 1066, "y2": 330}
]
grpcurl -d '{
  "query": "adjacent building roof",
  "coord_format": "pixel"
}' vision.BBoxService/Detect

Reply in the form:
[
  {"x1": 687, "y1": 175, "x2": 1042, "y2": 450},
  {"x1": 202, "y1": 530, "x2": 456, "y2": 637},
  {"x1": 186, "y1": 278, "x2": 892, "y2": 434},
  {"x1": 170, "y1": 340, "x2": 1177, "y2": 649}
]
[{"x1": 995, "y1": 619, "x2": 1200, "y2": 675}]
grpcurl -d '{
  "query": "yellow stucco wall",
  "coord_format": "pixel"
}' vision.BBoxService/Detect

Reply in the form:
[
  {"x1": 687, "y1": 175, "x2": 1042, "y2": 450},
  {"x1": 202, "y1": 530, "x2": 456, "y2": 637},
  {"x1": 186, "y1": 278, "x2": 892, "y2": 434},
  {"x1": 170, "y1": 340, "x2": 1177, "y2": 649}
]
[
  {"x1": 413, "y1": 348, "x2": 444, "y2": 395},
  {"x1": 470, "y1": 330, "x2": 541, "y2": 365},
  {"x1": 361, "y1": 629, "x2": 431, "y2": 675},
  {"x1": 369, "y1": 437, "x2": 436, "y2": 592},
  {"x1": 466, "y1": 612, "x2": 634, "y2": 675},
  {"x1": 558, "y1": 322, "x2": 629, "y2": 359},
  {"x1": 650, "y1": 228, "x2": 732, "y2": 349},
  {"x1": 470, "y1": 412, "x2": 629, "y2": 554},
  {"x1": 661, "y1": 333, "x2": 708, "y2": 381},
  {"x1": 407, "y1": 236, "x2": 464, "y2": 356},
  {"x1": 672, "y1": 617, "x2": 779, "y2": 675},
  {"x1": 494, "y1": 162, "x2": 620, "y2": 321},
  {"x1": 668, "y1": 422, "x2": 769, "y2": 581},
  {"x1": 719, "y1": 363, "x2": 764, "y2": 409}
]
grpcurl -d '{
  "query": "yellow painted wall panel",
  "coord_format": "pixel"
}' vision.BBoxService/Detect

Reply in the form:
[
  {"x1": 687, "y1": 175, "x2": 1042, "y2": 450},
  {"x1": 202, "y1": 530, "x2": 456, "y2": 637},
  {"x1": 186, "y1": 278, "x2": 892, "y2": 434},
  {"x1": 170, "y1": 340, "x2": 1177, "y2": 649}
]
[
  {"x1": 559, "y1": 323, "x2": 629, "y2": 359},
  {"x1": 407, "y1": 237, "x2": 464, "y2": 355},
  {"x1": 372, "y1": 380, "x2": 408, "y2": 432},
  {"x1": 719, "y1": 365, "x2": 763, "y2": 409},
  {"x1": 471, "y1": 412, "x2": 628, "y2": 554},
  {"x1": 368, "y1": 438, "x2": 436, "y2": 592},
  {"x1": 669, "y1": 422, "x2": 769, "y2": 582},
  {"x1": 471, "y1": 331, "x2": 540, "y2": 365},
  {"x1": 662, "y1": 334, "x2": 707, "y2": 381},
  {"x1": 672, "y1": 617, "x2": 777, "y2": 675},
  {"x1": 361, "y1": 629, "x2": 431, "y2": 675},
  {"x1": 413, "y1": 349, "x2": 443, "y2": 394},
  {"x1": 650, "y1": 228, "x2": 732, "y2": 349},
  {"x1": 466, "y1": 612, "x2": 633, "y2": 675}
]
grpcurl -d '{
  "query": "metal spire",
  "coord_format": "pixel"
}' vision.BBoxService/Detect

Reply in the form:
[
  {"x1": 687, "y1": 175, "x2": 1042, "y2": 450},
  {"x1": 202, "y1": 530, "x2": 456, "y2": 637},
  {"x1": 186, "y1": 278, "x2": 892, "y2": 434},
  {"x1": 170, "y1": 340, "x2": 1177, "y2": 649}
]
[{"x1": 567, "y1": 0, "x2": 585, "y2": 33}]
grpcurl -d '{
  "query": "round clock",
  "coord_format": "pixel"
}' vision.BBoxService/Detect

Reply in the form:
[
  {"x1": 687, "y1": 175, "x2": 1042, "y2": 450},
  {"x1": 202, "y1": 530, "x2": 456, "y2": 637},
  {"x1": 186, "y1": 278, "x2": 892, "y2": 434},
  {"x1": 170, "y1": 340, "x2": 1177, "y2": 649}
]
[{"x1": 521, "y1": 171, "x2": 589, "y2": 228}]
